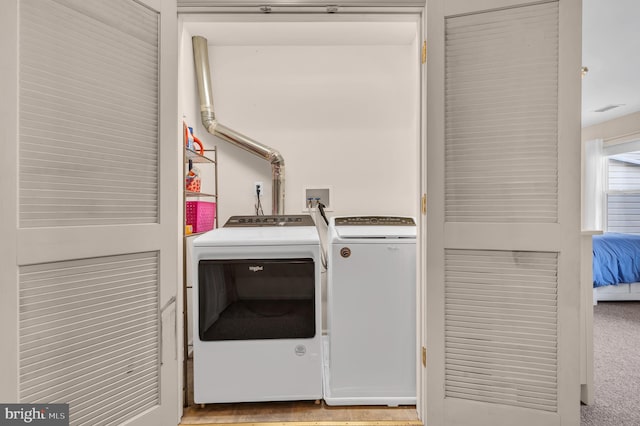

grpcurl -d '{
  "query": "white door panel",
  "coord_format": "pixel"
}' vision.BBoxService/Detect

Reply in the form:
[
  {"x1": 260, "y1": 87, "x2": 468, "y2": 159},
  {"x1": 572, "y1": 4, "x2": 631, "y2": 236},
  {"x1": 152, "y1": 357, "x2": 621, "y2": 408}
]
[
  {"x1": 1, "y1": 0, "x2": 179, "y2": 424},
  {"x1": 17, "y1": 226, "x2": 163, "y2": 264},
  {"x1": 426, "y1": 1, "x2": 581, "y2": 425}
]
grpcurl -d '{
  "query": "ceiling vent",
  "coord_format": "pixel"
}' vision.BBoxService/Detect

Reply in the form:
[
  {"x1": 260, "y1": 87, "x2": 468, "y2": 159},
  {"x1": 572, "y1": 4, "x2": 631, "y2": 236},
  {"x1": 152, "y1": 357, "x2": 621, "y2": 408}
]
[{"x1": 594, "y1": 104, "x2": 624, "y2": 113}]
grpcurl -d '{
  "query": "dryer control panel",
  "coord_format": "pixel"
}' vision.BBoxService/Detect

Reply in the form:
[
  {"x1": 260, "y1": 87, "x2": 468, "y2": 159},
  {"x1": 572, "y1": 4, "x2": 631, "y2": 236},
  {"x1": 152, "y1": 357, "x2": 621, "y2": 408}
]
[
  {"x1": 225, "y1": 215, "x2": 315, "y2": 227},
  {"x1": 334, "y1": 216, "x2": 415, "y2": 226}
]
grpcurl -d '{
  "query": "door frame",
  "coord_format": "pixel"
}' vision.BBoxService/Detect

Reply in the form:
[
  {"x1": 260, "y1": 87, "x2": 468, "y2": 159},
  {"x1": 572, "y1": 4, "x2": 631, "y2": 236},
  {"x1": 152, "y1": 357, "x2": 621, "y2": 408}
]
[{"x1": 176, "y1": 4, "x2": 429, "y2": 421}]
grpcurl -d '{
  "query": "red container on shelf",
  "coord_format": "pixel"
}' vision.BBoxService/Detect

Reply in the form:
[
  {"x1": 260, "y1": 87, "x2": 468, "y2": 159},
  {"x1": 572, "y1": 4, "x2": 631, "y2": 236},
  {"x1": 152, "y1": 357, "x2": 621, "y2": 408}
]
[{"x1": 186, "y1": 201, "x2": 216, "y2": 233}]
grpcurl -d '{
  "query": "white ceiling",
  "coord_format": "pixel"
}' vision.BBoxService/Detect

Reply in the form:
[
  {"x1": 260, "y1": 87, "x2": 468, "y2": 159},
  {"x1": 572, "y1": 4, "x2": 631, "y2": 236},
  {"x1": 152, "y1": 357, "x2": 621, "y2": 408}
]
[{"x1": 582, "y1": 0, "x2": 640, "y2": 128}]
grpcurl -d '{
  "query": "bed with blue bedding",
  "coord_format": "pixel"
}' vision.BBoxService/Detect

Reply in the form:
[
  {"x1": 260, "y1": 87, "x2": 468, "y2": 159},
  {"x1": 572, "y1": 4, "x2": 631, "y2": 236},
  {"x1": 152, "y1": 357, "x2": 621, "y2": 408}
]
[{"x1": 592, "y1": 232, "x2": 640, "y2": 302}]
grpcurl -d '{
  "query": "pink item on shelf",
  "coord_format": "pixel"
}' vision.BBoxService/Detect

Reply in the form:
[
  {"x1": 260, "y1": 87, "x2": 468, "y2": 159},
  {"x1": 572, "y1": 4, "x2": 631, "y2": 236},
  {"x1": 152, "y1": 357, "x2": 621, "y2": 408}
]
[{"x1": 186, "y1": 201, "x2": 216, "y2": 233}]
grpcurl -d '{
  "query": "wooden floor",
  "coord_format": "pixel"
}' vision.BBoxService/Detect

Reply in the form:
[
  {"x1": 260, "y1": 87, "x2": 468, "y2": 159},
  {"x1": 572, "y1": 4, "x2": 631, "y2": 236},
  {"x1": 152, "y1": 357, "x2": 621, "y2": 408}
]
[
  {"x1": 180, "y1": 400, "x2": 421, "y2": 425},
  {"x1": 180, "y1": 357, "x2": 421, "y2": 426}
]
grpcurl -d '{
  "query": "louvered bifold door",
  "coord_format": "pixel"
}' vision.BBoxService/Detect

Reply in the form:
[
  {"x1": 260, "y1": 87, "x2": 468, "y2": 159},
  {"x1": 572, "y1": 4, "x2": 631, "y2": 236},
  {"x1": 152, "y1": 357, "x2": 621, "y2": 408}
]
[
  {"x1": 19, "y1": 253, "x2": 160, "y2": 425},
  {"x1": 19, "y1": 0, "x2": 159, "y2": 228},
  {"x1": 426, "y1": 1, "x2": 581, "y2": 426},
  {"x1": 444, "y1": 4, "x2": 559, "y2": 224},
  {"x1": 445, "y1": 250, "x2": 559, "y2": 412},
  {"x1": 14, "y1": 0, "x2": 179, "y2": 425}
]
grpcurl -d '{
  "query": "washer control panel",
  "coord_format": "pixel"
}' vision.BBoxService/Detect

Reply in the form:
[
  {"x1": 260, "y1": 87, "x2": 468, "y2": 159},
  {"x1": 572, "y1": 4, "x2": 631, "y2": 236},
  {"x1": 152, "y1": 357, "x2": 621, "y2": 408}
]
[
  {"x1": 334, "y1": 216, "x2": 415, "y2": 226},
  {"x1": 225, "y1": 215, "x2": 315, "y2": 227}
]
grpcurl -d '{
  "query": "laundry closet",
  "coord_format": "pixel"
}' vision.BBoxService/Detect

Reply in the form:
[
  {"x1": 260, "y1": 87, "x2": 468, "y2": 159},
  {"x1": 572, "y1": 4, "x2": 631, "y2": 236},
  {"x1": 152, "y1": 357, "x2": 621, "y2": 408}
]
[
  {"x1": 178, "y1": 3, "x2": 424, "y2": 419},
  {"x1": 0, "y1": 1, "x2": 584, "y2": 425}
]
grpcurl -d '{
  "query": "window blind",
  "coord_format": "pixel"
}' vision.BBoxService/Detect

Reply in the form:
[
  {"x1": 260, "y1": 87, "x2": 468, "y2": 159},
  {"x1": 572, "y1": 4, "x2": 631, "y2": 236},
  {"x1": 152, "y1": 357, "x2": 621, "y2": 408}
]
[{"x1": 607, "y1": 157, "x2": 640, "y2": 233}]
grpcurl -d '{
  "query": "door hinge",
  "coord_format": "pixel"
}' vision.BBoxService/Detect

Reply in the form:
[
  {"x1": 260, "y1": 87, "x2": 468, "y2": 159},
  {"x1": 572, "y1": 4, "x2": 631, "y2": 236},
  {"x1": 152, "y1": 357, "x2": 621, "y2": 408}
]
[
  {"x1": 421, "y1": 194, "x2": 427, "y2": 215},
  {"x1": 422, "y1": 346, "x2": 427, "y2": 367},
  {"x1": 421, "y1": 40, "x2": 427, "y2": 64}
]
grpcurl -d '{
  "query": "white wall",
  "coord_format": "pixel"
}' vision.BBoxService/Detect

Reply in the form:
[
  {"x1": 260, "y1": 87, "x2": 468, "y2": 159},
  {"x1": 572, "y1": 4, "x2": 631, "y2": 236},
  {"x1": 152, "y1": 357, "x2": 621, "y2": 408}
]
[
  {"x1": 180, "y1": 20, "x2": 420, "y2": 225},
  {"x1": 582, "y1": 110, "x2": 640, "y2": 145}
]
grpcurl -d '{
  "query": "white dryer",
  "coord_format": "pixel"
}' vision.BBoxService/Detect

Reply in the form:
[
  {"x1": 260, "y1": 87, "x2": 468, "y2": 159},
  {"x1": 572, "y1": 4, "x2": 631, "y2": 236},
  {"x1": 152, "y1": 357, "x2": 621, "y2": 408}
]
[
  {"x1": 191, "y1": 215, "x2": 323, "y2": 404},
  {"x1": 324, "y1": 216, "x2": 416, "y2": 406}
]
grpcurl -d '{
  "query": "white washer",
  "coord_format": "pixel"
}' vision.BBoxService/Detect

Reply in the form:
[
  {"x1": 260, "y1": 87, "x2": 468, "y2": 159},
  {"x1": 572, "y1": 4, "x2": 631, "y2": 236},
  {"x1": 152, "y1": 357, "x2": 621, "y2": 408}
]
[
  {"x1": 324, "y1": 216, "x2": 416, "y2": 406},
  {"x1": 192, "y1": 215, "x2": 323, "y2": 404}
]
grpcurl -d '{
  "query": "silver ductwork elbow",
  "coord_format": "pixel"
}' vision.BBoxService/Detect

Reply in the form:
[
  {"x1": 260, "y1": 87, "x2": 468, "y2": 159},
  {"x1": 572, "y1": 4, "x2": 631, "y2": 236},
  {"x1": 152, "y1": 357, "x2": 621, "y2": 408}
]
[{"x1": 192, "y1": 35, "x2": 285, "y2": 215}]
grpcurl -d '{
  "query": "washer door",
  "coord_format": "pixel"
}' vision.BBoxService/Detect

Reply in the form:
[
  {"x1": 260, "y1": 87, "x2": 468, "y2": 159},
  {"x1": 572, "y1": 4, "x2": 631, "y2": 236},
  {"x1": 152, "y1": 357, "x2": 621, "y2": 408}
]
[{"x1": 198, "y1": 258, "x2": 316, "y2": 341}]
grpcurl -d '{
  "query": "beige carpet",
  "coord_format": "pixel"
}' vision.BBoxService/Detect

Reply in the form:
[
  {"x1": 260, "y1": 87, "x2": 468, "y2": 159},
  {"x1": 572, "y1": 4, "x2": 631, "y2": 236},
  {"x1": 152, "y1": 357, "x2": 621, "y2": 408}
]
[{"x1": 581, "y1": 301, "x2": 640, "y2": 425}]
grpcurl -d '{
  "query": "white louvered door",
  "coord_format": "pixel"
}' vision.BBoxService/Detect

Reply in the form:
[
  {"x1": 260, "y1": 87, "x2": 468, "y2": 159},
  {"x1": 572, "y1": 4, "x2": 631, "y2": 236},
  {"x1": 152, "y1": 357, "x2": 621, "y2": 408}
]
[
  {"x1": 0, "y1": 0, "x2": 179, "y2": 425},
  {"x1": 426, "y1": 0, "x2": 581, "y2": 425}
]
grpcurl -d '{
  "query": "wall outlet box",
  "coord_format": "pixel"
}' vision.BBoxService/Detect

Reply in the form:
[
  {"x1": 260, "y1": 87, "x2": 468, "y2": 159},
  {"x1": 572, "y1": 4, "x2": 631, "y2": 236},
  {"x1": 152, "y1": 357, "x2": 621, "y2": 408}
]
[
  {"x1": 254, "y1": 182, "x2": 263, "y2": 196},
  {"x1": 303, "y1": 187, "x2": 332, "y2": 211}
]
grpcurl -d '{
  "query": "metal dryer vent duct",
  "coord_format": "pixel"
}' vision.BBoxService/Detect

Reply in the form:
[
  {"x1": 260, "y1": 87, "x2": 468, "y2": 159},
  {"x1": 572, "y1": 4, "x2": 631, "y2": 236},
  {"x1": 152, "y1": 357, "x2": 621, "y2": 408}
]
[{"x1": 192, "y1": 35, "x2": 285, "y2": 215}]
